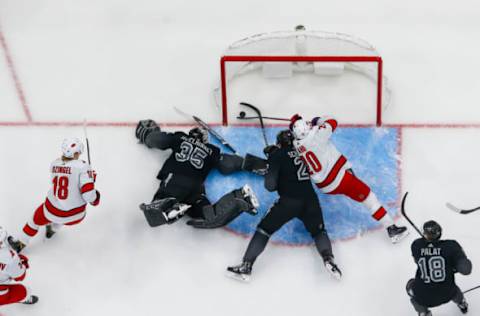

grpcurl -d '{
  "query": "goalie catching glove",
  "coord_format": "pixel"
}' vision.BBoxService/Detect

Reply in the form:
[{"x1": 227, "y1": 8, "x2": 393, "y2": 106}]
[{"x1": 135, "y1": 119, "x2": 160, "y2": 144}]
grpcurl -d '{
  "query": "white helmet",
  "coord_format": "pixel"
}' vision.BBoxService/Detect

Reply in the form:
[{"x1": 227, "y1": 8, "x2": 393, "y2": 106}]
[
  {"x1": 61, "y1": 138, "x2": 84, "y2": 158},
  {"x1": 289, "y1": 114, "x2": 310, "y2": 140},
  {"x1": 0, "y1": 226, "x2": 7, "y2": 248}
]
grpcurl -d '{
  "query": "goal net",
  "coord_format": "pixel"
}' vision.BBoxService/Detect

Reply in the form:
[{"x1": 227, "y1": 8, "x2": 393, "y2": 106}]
[{"x1": 214, "y1": 26, "x2": 391, "y2": 126}]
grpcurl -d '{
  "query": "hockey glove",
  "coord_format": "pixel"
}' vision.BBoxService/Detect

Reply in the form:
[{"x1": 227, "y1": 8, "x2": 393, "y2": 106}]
[
  {"x1": 19, "y1": 254, "x2": 29, "y2": 269},
  {"x1": 135, "y1": 119, "x2": 160, "y2": 144},
  {"x1": 263, "y1": 145, "x2": 279, "y2": 158},
  {"x1": 91, "y1": 191, "x2": 101, "y2": 206}
]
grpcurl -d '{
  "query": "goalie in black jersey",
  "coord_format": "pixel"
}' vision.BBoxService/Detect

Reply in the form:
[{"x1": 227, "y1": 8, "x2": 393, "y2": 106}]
[
  {"x1": 407, "y1": 220, "x2": 472, "y2": 316},
  {"x1": 135, "y1": 119, "x2": 259, "y2": 229},
  {"x1": 226, "y1": 130, "x2": 341, "y2": 281}
]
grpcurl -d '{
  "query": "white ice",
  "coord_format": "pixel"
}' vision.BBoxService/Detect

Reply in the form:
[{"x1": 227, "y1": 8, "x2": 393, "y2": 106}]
[{"x1": 1, "y1": 1, "x2": 480, "y2": 315}]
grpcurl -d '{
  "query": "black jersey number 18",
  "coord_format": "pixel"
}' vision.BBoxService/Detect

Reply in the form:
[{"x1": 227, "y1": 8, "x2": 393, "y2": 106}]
[{"x1": 418, "y1": 256, "x2": 446, "y2": 283}]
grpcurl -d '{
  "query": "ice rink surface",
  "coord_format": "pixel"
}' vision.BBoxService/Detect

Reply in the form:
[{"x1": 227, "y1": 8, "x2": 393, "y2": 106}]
[{"x1": 1, "y1": 0, "x2": 480, "y2": 315}]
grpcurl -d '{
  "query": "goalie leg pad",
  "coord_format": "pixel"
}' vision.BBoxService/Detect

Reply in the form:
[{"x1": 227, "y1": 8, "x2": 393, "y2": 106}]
[
  {"x1": 187, "y1": 187, "x2": 258, "y2": 229},
  {"x1": 242, "y1": 154, "x2": 268, "y2": 175}
]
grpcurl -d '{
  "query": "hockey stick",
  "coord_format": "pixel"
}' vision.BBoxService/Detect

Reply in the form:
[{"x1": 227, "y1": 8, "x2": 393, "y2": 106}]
[
  {"x1": 445, "y1": 202, "x2": 480, "y2": 215},
  {"x1": 173, "y1": 106, "x2": 238, "y2": 154},
  {"x1": 236, "y1": 114, "x2": 290, "y2": 122},
  {"x1": 400, "y1": 192, "x2": 424, "y2": 238},
  {"x1": 83, "y1": 119, "x2": 91, "y2": 165},
  {"x1": 463, "y1": 285, "x2": 480, "y2": 295},
  {"x1": 239, "y1": 102, "x2": 269, "y2": 146}
]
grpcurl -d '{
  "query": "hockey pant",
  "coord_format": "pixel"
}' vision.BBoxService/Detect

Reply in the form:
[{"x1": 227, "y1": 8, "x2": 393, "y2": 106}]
[
  {"x1": 20, "y1": 200, "x2": 86, "y2": 244},
  {"x1": 406, "y1": 278, "x2": 465, "y2": 311},
  {"x1": 0, "y1": 284, "x2": 28, "y2": 306},
  {"x1": 243, "y1": 196, "x2": 333, "y2": 263},
  {"x1": 322, "y1": 170, "x2": 393, "y2": 226}
]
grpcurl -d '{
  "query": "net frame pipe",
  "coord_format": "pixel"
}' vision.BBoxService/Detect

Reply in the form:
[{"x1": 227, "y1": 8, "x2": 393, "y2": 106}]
[{"x1": 220, "y1": 55, "x2": 383, "y2": 126}]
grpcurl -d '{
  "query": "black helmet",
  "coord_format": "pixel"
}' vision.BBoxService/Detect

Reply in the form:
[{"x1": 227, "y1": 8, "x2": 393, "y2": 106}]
[
  {"x1": 423, "y1": 220, "x2": 442, "y2": 240},
  {"x1": 189, "y1": 127, "x2": 208, "y2": 143},
  {"x1": 276, "y1": 130, "x2": 293, "y2": 148}
]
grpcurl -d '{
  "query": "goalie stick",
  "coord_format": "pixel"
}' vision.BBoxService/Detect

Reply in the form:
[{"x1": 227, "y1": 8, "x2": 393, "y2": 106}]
[
  {"x1": 173, "y1": 106, "x2": 238, "y2": 154},
  {"x1": 445, "y1": 202, "x2": 480, "y2": 215},
  {"x1": 239, "y1": 102, "x2": 269, "y2": 146},
  {"x1": 400, "y1": 192, "x2": 425, "y2": 238}
]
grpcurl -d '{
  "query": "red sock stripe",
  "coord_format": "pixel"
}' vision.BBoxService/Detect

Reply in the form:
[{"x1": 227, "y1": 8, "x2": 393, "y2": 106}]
[
  {"x1": 315, "y1": 155, "x2": 347, "y2": 189},
  {"x1": 372, "y1": 207, "x2": 387, "y2": 221},
  {"x1": 22, "y1": 224, "x2": 37, "y2": 237},
  {"x1": 81, "y1": 182, "x2": 95, "y2": 194}
]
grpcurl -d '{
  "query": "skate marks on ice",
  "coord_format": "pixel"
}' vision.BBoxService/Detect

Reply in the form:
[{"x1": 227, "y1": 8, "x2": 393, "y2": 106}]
[{"x1": 204, "y1": 126, "x2": 400, "y2": 244}]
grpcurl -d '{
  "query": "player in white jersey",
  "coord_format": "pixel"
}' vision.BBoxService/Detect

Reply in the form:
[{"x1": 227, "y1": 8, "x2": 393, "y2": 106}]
[
  {"x1": 289, "y1": 114, "x2": 408, "y2": 243},
  {"x1": 0, "y1": 227, "x2": 38, "y2": 305},
  {"x1": 9, "y1": 138, "x2": 100, "y2": 252}
]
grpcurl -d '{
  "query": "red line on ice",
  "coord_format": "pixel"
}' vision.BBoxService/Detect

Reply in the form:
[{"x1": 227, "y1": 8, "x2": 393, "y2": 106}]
[{"x1": 0, "y1": 24, "x2": 33, "y2": 122}]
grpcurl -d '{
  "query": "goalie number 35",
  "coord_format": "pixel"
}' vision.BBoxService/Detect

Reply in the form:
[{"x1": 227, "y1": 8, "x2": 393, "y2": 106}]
[{"x1": 175, "y1": 142, "x2": 208, "y2": 169}]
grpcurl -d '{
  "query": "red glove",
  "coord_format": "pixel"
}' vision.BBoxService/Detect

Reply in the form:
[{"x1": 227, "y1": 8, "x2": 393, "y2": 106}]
[
  {"x1": 19, "y1": 254, "x2": 29, "y2": 269},
  {"x1": 91, "y1": 190, "x2": 100, "y2": 206}
]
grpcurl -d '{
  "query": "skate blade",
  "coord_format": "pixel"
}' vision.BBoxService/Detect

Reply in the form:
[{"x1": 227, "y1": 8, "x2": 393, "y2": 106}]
[
  {"x1": 324, "y1": 263, "x2": 342, "y2": 281},
  {"x1": 390, "y1": 230, "x2": 410, "y2": 244},
  {"x1": 225, "y1": 271, "x2": 251, "y2": 283}
]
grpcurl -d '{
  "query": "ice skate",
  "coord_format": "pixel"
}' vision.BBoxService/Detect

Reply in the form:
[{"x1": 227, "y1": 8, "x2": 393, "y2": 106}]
[
  {"x1": 241, "y1": 184, "x2": 259, "y2": 215},
  {"x1": 226, "y1": 261, "x2": 252, "y2": 282},
  {"x1": 387, "y1": 224, "x2": 409, "y2": 244},
  {"x1": 418, "y1": 311, "x2": 432, "y2": 316},
  {"x1": 457, "y1": 299, "x2": 468, "y2": 314},
  {"x1": 323, "y1": 257, "x2": 342, "y2": 280},
  {"x1": 8, "y1": 236, "x2": 26, "y2": 253},
  {"x1": 45, "y1": 224, "x2": 56, "y2": 239},
  {"x1": 20, "y1": 295, "x2": 39, "y2": 305}
]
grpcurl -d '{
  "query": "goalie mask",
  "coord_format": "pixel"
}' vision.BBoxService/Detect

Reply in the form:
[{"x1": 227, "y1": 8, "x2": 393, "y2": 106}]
[
  {"x1": 289, "y1": 114, "x2": 310, "y2": 140},
  {"x1": 189, "y1": 127, "x2": 208, "y2": 144},
  {"x1": 423, "y1": 220, "x2": 442, "y2": 241},
  {"x1": 61, "y1": 137, "x2": 84, "y2": 158}
]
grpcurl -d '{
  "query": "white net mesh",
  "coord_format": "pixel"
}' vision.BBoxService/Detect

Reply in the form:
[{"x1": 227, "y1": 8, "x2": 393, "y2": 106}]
[{"x1": 214, "y1": 27, "x2": 391, "y2": 125}]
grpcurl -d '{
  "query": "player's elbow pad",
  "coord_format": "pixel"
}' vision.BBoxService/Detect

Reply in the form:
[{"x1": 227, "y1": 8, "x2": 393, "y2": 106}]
[
  {"x1": 456, "y1": 258, "x2": 472, "y2": 275},
  {"x1": 145, "y1": 132, "x2": 171, "y2": 150}
]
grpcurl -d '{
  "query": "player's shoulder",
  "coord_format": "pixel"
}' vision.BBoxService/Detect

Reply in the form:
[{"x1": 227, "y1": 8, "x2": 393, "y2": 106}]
[
  {"x1": 69, "y1": 159, "x2": 91, "y2": 171},
  {"x1": 440, "y1": 239, "x2": 462, "y2": 250},
  {"x1": 411, "y1": 237, "x2": 427, "y2": 250}
]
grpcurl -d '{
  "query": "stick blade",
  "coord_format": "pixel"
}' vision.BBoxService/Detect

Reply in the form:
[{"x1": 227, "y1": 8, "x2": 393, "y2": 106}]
[{"x1": 446, "y1": 202, "x2": 462, "y2": 213}]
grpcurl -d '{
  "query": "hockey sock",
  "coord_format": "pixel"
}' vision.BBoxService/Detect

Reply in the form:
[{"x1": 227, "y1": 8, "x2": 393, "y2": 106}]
[
  {"x1": 314, "y1": 230, "x2": 333, "y2": 260},
  {"x1": 243, "y1": 229, "x2": 270, "y2": 264},
  {"x1": 363, "y1": 193, "x2": 393, "y2": 226}
]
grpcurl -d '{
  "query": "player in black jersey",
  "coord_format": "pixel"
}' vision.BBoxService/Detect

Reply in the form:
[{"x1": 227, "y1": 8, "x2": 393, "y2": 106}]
[
  {"x1": 135, "y1": 120, "x2": 259, "y2": 229},
  {"x1": 407, "y1": 220, "x2": 472, "y2": 316},
  {"x1": 226, "y1": 130, "x2": 341, "y2": 281}
]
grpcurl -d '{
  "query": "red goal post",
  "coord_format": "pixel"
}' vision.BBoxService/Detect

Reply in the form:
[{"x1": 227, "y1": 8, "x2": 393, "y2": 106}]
[
  {"x1": 220, "y1": 55, "x2": 383, "y2": 126},
  {"x1": 216, "y1": 27, "x2": 390, "y2": 127}
]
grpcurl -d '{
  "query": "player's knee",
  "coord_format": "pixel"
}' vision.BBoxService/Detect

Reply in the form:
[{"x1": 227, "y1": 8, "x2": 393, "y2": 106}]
[{"x1": 32, "y1": 204, "x2": 49, "y2": 226}]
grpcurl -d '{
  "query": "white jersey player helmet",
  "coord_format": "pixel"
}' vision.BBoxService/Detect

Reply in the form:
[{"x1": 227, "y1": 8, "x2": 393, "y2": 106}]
[
  {"x1": 61, "y1": 137, "x2": 84, "y2": 158},
  {"x1": 289, "y1": 114, "x2": 310, "y2": 140},
  {"x1": 0, "y1": 226, "x2": 7, "y2": 248}
]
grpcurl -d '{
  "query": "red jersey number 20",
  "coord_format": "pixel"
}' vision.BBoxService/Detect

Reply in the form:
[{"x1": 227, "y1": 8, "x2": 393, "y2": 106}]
[
  {"x1": 53, "y1": 176, "x2": 69, "y2": 200},
  {"x1": 303, "y1": 151, "x2": 322, "y2": 173}
]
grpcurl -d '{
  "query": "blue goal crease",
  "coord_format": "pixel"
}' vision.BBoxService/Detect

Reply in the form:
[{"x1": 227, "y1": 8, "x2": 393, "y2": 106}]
[{"x1": 204, "y1": 126, "x2": 400, "y2": 245}]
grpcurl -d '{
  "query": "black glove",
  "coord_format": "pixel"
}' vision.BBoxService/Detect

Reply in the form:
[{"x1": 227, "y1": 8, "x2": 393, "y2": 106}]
[
  {"x1": 242, "y1": 153, "x2": 268, "y2": 175},
  {"x1": 263, "y1": 145, "x2": 279, "y2": 158},
  {"x1": 135, "y1": 119, "x2": 160, "y2": 144}
]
